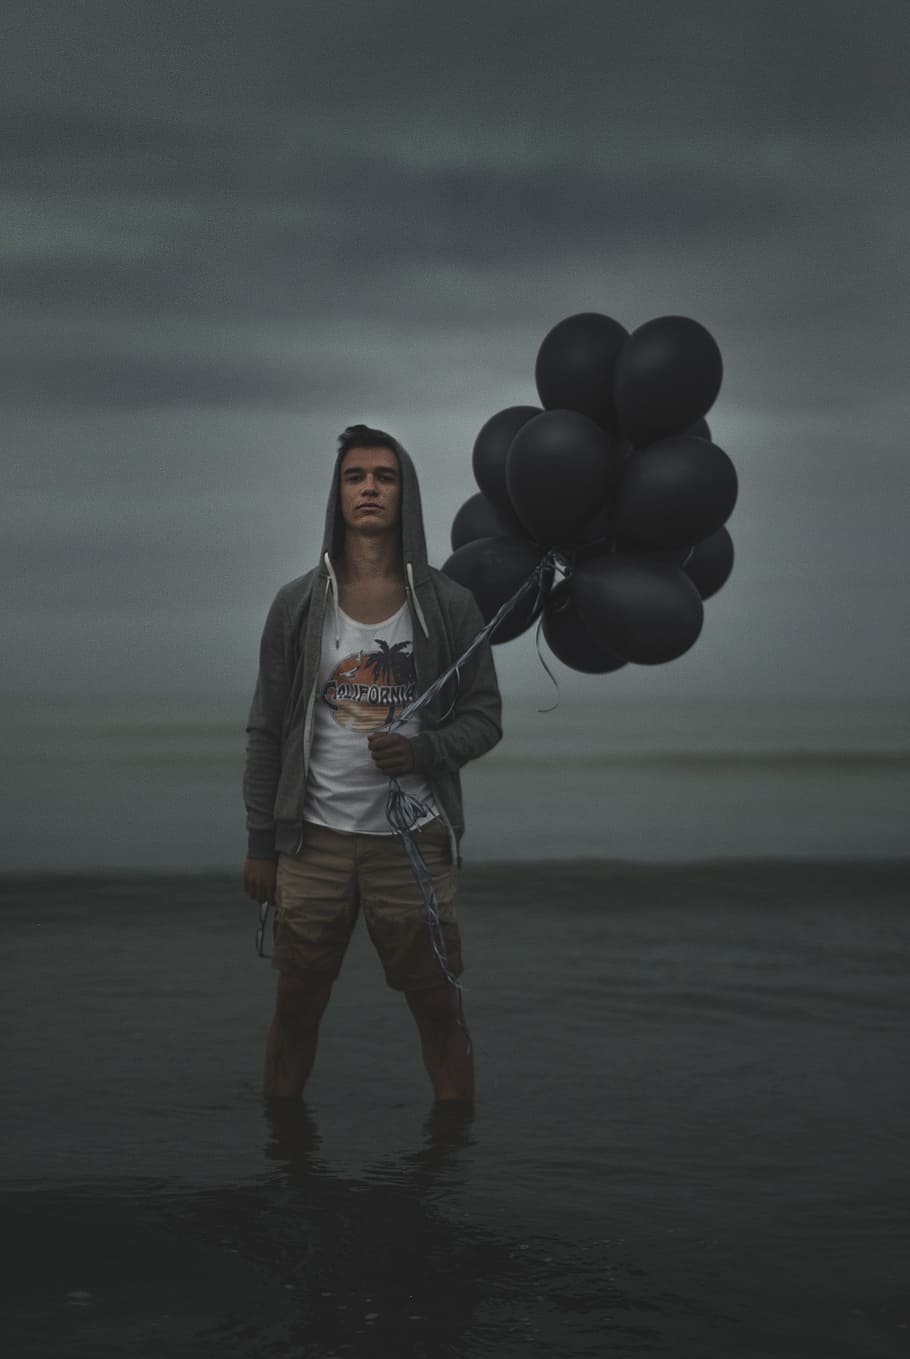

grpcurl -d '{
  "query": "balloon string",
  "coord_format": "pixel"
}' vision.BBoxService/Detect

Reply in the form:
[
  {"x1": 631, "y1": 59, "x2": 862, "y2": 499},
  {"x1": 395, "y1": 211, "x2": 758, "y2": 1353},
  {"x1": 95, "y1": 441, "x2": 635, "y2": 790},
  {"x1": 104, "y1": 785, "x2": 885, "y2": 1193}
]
[
  {"x1": 437, "y1": 662, "x2": 461, "y2": 725},
  {"x1": 534, "y1": 618, "x2": 561, "y2": 714},
  {"x1": 385, "y1": 777, "x2": 472, "y2": 1056},
  {"x1": 383, "y1": 547, "x2": 561, "y2": 1058},
  {"x1": 385, "y1": 549, "x2": 559, "y2": 735}
]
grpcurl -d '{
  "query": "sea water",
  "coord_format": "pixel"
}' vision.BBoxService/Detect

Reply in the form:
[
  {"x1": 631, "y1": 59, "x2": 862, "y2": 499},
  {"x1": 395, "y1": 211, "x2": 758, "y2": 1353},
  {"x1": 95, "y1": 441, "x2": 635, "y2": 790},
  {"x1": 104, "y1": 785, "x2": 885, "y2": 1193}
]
[
  {"x1": 1, "y1": 694, "x2": 907, "y2": 870},
  {"x1": 1, "y1": 863, "x2": 908, "y2": 1357}
]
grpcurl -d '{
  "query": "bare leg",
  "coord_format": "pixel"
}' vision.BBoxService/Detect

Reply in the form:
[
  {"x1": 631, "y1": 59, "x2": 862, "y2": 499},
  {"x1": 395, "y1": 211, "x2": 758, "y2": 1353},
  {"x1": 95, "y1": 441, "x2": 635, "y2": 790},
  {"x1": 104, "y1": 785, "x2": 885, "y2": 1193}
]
[
  {"x1": 406, "y1": 984, "x2": 475, "y2": 1105},
  {"x1": 264, "y1": 973, "x2": 334, "y2": 1099}
]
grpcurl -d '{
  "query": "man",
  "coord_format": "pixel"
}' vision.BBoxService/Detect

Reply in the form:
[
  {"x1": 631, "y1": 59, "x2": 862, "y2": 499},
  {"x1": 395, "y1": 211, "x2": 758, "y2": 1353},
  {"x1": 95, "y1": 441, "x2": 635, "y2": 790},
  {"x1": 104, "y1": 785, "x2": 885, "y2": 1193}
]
[{"x1": 242, "y1": 424, "x2": 502, "y2": 1108}]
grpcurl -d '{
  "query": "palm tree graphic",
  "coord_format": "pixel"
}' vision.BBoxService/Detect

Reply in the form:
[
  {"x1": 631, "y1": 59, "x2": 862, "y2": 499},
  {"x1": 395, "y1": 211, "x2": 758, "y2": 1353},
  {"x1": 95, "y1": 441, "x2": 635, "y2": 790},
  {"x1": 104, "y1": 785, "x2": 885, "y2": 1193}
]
[{"x1": 366, "y1": 641, "x2": 414, "y2": 723}]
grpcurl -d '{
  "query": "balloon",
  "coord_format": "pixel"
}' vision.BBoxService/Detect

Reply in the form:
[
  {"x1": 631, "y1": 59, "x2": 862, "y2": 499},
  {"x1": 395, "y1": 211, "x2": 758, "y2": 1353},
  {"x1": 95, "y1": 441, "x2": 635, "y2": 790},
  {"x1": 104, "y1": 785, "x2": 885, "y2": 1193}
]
[
  {"x1": 534, "y1": 312, "x2": 628, "y2": 430},
  {"x1": 441, "y1": 536, "x2": 547, "y2": 644},
  {"x1": 506, "y1": 410, "x2": 624, "y2": 547},
  {"x1": 572, "y1": 521, "x2": 694, "y2": 567},
  {"x1": 683, "y1": 526, "x2": 734, "y2": 600},
  {"x1": 472, "y1": 406, "x2": 542, "y2": 516},
  {"x1": 573, "y1": 501, "x2": 614, "y2": 559},
  {"x1": 687, "y1": 416, "x2": 712, "y2": 440},
  {"x1": 613, "y1": 435, "x2": 738, "y2": 551},
  {"x1": 572, "y1": 554, "x2": 704, "y2": 664},
  {"x1": 450, "y1": 491, "x2": 526, "y2": 552},
  {"x1": 542, "y1": 581, "x2": 627, "y2": 674},
  {"x1": 614, "y1": 316, "x2": 723, "y2": 446},
  {"x1": 635, "y1": 544, "x2": 692, "y2": 567}
]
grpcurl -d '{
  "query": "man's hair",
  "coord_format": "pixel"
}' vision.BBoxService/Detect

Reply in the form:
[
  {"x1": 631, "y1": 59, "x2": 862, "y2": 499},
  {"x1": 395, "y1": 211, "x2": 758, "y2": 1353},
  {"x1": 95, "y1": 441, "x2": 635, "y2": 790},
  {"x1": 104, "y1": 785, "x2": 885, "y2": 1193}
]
[{"x1": 337, "y1": 423, "x2": 400, "y2": 458}]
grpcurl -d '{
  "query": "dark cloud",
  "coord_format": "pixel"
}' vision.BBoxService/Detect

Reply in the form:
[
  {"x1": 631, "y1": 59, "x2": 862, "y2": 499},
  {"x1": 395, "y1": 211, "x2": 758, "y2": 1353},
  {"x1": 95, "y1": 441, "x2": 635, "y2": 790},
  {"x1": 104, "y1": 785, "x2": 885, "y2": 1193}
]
[
  {"x1": 1, "y1": 144, "x2": 808, "y2": 307},
  {"x1": 6, "y1": 2, "x2": 909, "y2": 135},
  {"x1": 0, "y1": 103, "x2": 231, "y2": 167},
  {"x1": 0, "y1": 350, "x2": 356, "y2": 412},
  {"x1": 3, "y1": 510, "x2": 278, "y2": 609}
]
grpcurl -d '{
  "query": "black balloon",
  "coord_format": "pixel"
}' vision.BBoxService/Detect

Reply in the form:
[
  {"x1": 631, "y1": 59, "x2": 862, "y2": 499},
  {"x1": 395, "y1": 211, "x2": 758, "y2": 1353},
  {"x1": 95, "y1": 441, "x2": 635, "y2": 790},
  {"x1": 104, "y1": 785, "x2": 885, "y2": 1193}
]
[
  {"x1": 534, "y1": 312, "x2": 628, "y2": 430},
  {"x1": 573, "y1": 501, "x2": 614, "y2": 559},
  {"x1": 636, "y1": 544, "x2": 692, "y2": 567},
  {"x1": 472, "y1": 406, "x2": 542, "y2": 516},
  {"x1": 441, "y1": 535, "x2": 547, "y2": 644},
  {"x1": 542, "y1": 581, "x2": 627, "y2": 674},
  {"x1": 506, "y1": 410, "x2": 624, "y2": 547},
  {"x1": 572, "y1": 516, "x2": 697, "y2": 567},
  {"x1": 613, "y1": 435, "x2": 738, "y2": 551},
  {"x1": 687, "y1": 416, "x2": 712, "y2": 440},
  {"x1": 450, "y1": 491, "x2": 526, "y2": 552},
  {"x1": 572, "y1": 554, "x2": 704, "y2": 664},
  {"x1": 683, "y1": 526, "x2": 734, "y2": 600},
  {"x1": 614, "y1": 316, "x2": 723, "y2": 447}
]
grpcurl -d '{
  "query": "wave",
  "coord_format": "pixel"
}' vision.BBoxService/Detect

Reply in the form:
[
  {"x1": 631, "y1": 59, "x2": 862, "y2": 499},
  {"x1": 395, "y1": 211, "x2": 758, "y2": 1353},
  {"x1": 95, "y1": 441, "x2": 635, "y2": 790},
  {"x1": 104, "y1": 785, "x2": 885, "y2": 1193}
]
[
  {"x1": 2, "y1": 858, "x2": 908, "y2": 894},
  {"x1": 485, "y1": 750, "x2": 910, "y2": 770},
  {"x1": 41, "y1": 744, "x2": 910, "y2": 771}
]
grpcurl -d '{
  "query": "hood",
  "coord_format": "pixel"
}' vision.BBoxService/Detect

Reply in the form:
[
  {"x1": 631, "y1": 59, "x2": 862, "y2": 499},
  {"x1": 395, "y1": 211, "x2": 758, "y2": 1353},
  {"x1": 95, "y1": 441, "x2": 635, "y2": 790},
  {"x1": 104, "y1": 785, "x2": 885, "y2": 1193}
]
[
  {"x1": 320, "y1": 435, "x2": 430, "y2": 577},
  {"x1": 319, "y1": 434, "x2": 431, "y2": 641}
]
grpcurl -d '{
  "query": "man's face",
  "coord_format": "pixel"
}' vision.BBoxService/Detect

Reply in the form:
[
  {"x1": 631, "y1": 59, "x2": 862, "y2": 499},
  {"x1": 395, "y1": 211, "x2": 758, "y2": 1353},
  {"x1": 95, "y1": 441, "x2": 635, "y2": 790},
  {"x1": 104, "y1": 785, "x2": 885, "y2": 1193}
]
[{"x1": 339, "y1": 445, "x2": 401, "y2": 536}]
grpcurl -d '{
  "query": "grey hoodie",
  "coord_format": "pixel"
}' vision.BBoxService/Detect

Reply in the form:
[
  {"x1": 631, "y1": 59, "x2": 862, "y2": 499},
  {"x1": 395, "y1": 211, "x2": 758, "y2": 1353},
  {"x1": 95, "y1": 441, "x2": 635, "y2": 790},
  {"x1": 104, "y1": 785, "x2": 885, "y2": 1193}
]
[{"x1": 243, "y1": 437, "x2": 503, "y2": 866}]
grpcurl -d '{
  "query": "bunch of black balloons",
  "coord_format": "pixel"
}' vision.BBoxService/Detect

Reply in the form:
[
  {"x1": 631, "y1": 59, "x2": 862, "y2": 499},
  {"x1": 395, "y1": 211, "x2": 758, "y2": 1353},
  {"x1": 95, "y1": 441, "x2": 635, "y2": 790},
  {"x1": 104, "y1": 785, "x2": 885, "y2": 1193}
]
[{"x1": 442, "y1": 312, "x2": 738, "y2": 672}]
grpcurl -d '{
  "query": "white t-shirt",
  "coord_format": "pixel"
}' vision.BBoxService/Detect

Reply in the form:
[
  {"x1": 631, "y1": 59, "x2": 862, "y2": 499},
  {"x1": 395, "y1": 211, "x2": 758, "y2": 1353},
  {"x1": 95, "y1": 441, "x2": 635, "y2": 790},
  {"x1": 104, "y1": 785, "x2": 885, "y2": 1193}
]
[{"x1": 302, "y1": 600, "x2": 438, "y2": 834}]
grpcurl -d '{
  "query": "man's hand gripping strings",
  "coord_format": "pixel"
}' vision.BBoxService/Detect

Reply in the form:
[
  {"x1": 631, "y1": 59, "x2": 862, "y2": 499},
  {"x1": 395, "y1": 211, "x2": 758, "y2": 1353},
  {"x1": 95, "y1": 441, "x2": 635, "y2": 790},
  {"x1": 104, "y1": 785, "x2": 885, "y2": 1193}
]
[{"x1": 368, "y1": 730, "x2": 415, "y2": 778}]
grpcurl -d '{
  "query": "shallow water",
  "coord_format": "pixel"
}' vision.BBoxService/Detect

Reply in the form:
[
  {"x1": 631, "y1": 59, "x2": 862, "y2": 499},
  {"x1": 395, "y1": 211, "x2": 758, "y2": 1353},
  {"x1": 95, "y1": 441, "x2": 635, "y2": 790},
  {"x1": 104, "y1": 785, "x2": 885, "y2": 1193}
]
[{"x1": 2, "y1": 862, "x2": 908, "y2": 1356}]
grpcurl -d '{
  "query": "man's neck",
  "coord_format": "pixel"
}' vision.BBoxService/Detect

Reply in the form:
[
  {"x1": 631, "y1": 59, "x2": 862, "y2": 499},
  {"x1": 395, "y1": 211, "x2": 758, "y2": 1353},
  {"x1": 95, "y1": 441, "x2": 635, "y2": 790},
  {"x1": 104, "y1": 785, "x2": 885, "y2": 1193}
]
[{"x1": 337, "y1": 533, "x2": 404, "y2": 586}]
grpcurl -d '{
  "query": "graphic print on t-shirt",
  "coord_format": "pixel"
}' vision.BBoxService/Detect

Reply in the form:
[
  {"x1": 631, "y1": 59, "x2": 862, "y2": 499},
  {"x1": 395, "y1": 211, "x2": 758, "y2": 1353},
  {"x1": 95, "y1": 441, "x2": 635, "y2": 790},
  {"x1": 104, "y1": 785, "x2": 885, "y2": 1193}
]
[{"x1": 323, "y1": 640, "x2": 417, "y2": 732}]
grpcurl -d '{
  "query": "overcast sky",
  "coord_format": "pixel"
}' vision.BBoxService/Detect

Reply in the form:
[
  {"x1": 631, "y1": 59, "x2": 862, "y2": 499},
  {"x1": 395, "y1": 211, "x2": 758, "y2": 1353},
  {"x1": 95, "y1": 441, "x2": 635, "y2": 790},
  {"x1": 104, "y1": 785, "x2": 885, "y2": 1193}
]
[{"x1": 4, "y1": 0, "x2": 909, "y2": 704}]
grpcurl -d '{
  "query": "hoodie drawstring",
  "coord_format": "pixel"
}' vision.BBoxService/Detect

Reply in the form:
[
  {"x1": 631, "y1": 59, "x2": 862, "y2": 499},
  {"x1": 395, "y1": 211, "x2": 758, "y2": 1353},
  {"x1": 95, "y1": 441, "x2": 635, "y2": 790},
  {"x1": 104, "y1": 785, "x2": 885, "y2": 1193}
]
[
  {"x1": 406, "y1": 561, "x2": 430, "y2": 639},
  {"x1": 323, "y1": 552, "x2": 342, "y2": 648}
]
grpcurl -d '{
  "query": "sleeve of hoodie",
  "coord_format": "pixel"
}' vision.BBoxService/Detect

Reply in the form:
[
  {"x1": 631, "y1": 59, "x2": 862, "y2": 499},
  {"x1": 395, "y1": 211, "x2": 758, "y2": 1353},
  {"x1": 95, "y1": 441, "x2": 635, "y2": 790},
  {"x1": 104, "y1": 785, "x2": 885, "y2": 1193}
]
[
  {"x1": 242, "y1": 587, "x2": 291, "y2": 860},
  {"x1": 409, "y1": 589, "x2": 502, "y2": 777}
]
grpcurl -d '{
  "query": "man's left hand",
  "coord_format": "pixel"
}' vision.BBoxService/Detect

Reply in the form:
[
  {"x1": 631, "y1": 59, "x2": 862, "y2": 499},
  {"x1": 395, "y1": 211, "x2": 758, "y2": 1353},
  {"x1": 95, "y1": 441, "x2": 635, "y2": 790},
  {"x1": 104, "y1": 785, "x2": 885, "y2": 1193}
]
[{"x1": 368, "y1": 732, "x2": 415, "y2": 777}]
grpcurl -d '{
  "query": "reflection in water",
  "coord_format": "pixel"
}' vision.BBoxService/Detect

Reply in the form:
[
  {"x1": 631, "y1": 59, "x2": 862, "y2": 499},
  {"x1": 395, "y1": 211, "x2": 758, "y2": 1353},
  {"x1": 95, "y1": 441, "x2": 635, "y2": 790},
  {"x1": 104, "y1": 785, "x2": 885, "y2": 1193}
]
[
  {"x1": 0, "y1": 1099, "x2": 691, "y2": 1357},
  {"x1": 247, "y1": 1095, "x2": 520, "y2": 1355},
  {"x1": 240, "y1": 1097, "x2": 667, "y2": 1357},
  {"x1": 263, "y1": 1095, "x2": 477, "y2": 1182},
  {"x1": 263, "y1": 1096, "x2": 326, "y2": 1172}
]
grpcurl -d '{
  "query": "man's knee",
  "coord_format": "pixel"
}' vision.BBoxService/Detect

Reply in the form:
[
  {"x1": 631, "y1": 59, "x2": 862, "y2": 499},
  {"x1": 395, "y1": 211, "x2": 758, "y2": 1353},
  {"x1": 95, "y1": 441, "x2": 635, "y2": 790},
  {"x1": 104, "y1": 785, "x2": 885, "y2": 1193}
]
[
  {"x1": 275, "y1": 971, "x2": 334, "y2": 1026},
  {"x1": 405, "y1": 981, "x2": 460, "y2": 1026}
]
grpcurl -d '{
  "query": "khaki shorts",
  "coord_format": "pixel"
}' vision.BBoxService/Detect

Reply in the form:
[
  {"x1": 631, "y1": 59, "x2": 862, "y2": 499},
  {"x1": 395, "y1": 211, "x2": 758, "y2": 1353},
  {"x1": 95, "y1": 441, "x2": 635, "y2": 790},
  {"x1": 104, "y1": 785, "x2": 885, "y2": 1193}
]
[{"x1": 272, "y1": 818, "x2": 462, "y2": 993}]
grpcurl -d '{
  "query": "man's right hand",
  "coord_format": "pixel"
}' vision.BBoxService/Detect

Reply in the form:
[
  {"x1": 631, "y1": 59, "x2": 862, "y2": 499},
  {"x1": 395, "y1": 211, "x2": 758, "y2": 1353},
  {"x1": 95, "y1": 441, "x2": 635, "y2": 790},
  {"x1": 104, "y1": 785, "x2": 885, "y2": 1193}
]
[{"x1": 242, "y1": 857, "x2": 278, "y2": 904}]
